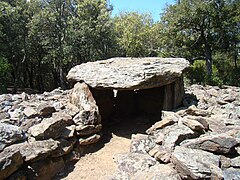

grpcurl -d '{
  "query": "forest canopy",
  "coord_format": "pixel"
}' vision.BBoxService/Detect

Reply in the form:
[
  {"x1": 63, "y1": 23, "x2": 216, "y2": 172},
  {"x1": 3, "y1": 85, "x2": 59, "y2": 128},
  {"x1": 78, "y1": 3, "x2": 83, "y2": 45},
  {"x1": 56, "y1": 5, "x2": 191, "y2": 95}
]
[{"x1": 0, "y1": 0, "x2": 239, "y2": 93}]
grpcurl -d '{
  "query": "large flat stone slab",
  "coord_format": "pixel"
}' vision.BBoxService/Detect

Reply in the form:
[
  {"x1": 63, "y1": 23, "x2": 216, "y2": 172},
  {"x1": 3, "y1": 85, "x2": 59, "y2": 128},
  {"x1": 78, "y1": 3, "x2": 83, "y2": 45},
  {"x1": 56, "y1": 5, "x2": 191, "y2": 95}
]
[{"x1": 67, "y1": 57, "x2": 189, "y2": 90}]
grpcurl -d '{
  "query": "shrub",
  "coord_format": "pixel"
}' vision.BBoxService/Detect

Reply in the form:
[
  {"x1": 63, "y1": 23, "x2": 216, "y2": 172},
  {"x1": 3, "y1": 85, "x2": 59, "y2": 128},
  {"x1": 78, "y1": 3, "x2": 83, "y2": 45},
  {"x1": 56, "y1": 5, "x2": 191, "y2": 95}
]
[{"x1": 185, "y1": 60, "x2": 223, "y2": 87}]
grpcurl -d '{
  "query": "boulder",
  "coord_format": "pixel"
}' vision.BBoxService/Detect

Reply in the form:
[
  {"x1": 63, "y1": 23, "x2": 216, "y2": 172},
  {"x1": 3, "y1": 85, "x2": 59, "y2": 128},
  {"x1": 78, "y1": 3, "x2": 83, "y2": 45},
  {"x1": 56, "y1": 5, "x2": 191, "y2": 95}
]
[
  {"x1": 181, "y1": 116, "x2": 205, "y2": 132},
  {"x1": 75, "y1": 124, "x2": 102, "y2": 136},
  {"x1": 0, "y1": 123, "x2": 24, "y2": 152},
  {"x1": 0, "y1": 148, "x2": 23, "y2": 179},
  {"x1": 67, "y1": 57, "x2": 189, "y2": 90},
  {"x1": 115, "y1": 153, "x2": 157, "y2": 176},
  {"x1": 185, "y1": 105, "x2": 211, "y2": 117},
  {"x1": 181, "y1": 134, "x2": 238, "y2": 154},
  {"x1": 37, "y1": 103, "x2": 56, "y2": 116},
  {"x1": 61, "y1": 125, "x2": 76, "y2": 138},
  {"x1": 223, "y1": 167, "x2": 240, "y2": 180},
  {"x1": 28, "y1": 116, "x2": 67, "y2": 140},
  {"x1": 52, "y1": 138, "x2": 76, "y2": 157},
  {"x1": 172, "y1": 146, "x2": 222, "y2": 179},
  {"x1": 231, "y1": 156, "x2": 240, "y2": 168},
  {"x1": 0, "y1": 111, "x2": 9, "y2": 120},
  {"x1": 132, "y1": 163, "x2": 181, "y2": 180},
  {"x1": 52, "y1": 111, "x2": 73, "y2": 125},
  {"x1": 148, "y1": 145, "x2": 172, "y2": 163},
  {"x1": 70, "y1": 82, "x2": 101, "y2": 125},
  {"x1": 8, "y1": 108, "x2": 22, "y2": 119},
  {"x1": 9, "y1": 139, "x2": 59, "y2": 162},
  {"x1": 79, "y1": 134, "x2": 101, "y2": 145},
  {"x1": 161, "y1": 124, "x2": 198, "y2": 149},
  {"x1": 146, "y1": 111, "x2": 179, "y2": 134},
  {"x1": 23, "y1": 107, "x2": 37, "y2": 118},
  {"x1": 27, "y1": 157, "x2": 65, "y2": 180},
  {"x1": 114, "y1": 152, "x2": 181, "y2": 180},
  {"x1": 65, "y1": 102, "x2": 79, "y2": 117},
  {"x1": 130, "y1": 134, "x2": 155, "y2": 154},
  {"x1": 146, "y1": 116, "x2": 176, "y2": 134}
]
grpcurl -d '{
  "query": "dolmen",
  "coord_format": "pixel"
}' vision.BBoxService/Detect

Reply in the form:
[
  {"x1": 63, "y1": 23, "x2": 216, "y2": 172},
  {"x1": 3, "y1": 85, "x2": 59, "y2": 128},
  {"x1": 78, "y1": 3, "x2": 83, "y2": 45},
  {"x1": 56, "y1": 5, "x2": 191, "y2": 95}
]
[{"x1": 67, "y1": 57, "x2": 190, "y2": 125}]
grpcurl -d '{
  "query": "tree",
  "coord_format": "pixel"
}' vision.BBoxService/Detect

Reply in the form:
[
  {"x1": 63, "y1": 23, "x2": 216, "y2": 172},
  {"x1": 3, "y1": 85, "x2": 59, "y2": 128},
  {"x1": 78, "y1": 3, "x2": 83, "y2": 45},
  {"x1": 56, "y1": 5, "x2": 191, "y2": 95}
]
[
  {"x1": 0, "y1": 0, "x2": 115, "y2": 92},
  {"x1": 113, "y1": 12, "x2": 157, "y2": 57},
  {"x1": 159, "y1": 0, "x2": 240, "y2": 77}
]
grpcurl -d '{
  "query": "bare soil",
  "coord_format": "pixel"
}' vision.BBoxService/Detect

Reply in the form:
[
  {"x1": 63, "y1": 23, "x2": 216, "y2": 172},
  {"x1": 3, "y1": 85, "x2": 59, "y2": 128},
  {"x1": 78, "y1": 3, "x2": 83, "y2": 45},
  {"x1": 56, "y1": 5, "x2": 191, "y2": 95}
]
[{"x1": 58, "y1": 120, "x2": 152, "y2": 180}]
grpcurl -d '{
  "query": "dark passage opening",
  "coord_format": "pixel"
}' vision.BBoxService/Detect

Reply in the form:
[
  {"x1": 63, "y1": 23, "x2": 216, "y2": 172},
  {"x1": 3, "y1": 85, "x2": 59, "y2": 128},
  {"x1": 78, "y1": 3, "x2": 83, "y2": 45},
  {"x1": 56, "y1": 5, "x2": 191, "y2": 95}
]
[{"x1": 92, "y1": 86, "x2": 165, "y2": 134}]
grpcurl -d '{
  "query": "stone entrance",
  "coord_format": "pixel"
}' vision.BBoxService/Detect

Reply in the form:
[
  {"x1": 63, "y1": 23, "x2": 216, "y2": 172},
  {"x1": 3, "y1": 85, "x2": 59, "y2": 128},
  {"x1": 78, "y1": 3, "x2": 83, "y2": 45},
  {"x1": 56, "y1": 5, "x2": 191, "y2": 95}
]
[{"x1": 67, "y1": 57, "x2": 189, "y2": 129}]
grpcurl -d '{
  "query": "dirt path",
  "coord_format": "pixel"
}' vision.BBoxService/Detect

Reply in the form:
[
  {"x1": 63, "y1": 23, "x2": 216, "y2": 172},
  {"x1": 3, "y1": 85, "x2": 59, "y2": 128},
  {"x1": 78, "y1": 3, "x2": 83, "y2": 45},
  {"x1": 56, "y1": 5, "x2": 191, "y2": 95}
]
[
  {"x1": 60, "y1": 121, "x2": 151, "y2": 180},
  {"x1": 65, "y1": 134, "x2": 130, "y2": 180}
]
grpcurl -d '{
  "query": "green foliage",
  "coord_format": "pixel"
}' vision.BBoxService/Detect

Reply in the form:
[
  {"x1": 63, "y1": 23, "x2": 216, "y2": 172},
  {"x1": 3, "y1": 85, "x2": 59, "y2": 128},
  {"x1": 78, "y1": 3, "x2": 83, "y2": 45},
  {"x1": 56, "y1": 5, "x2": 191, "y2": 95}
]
[
  {"x1": 113, "y1": 12, "x2": 159, "y2": 57},
  {"x1": 0, "y1": 57, "x2": 10, "y2": 93},
  {"x1": 185, "y1": 59, "x2": 240, "y2": 87},
  {"x1": 159, "y1": 0, "x2": 240, "y2": 76},
  {"x1": 0, "y1": 0, "x2": 114, "y2": 92}
]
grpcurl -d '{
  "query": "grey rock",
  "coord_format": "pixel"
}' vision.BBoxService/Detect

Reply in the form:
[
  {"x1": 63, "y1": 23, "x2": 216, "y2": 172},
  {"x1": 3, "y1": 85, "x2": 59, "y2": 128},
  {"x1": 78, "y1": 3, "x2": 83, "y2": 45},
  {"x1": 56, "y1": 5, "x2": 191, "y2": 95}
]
[
  {"x1": 61, "y1": 125, "x2": 76, "y2": 138},
  {"x1": 223, "y1": 167, "x2": 240, "y2": 180},
  {"x1": 70, "y1": 82, "x2": 101, "y2": 125},
  {"x1": 8, "y1": 108, "x2": 22, "y2": 119},
  {"x1": 130, "y1": 134, "x2": 155, "y2": 154},
  {"x1": 205, "y1": 117, "x2": 230, "y2": 133},
  {"x1": 37, "y1": 103, "x2": 56, "y2": 116},
  {"x1": 0, "y1": 111, "x2": 9, "y2": 120},
  {"x1": 146, "y1": 117, "x2": 176, "y2": 134},
  {"x1": 27, "y1": 157, "x2": 65, "y2": 180},
  {"x1": 76, "y1": 124, "x2": 102, "y2": 136},
  {"x1": 11, "y1": 94, "x2": 22, "y2": 101},
  {"x1": 154, "y1": 132, "x2": 165, "y2": 145},
  {"x1": 132, "y1": 163, "x2": 181, "y2": 180},
  {"x1": 0, "y1": 147, "x2": 23, "y2": 179},
  {"x1": 0, "y1": 94, "x2": 12, "y2": 103},
  {"x1": 65, "y1": 103, "x2": 79, "y2": 117},
  {"x1": 79, "y1": 134, "x2": 101, "y2": 145},
  {"x1": 161, "y1": 124, "x2": 198, "y2": 150},
  {"x1": 20, "y1": 117, "x2": 42, "y2": 132},
  {"x1": 231, "y1": 156, "x2": 240, "y2": 168},
  {"x1": 181, "y1": 134, "x2": 238, "y2": 154},
  {"x1": 181, "y1": 116, "x2": 205, "y2": 132},
  {"x1": 52, "y1": 111, "x2": 73, "y2": 125},
  {"x1": 185, "y1": 105, "x2": 211, "y2": 117},
  {"x1": 9, "y1": 139, "x2": 59, "y2": 162},
  {"x1": 52, "y1": 101, "x2": 65, "y2": 111},
  {"x1": 67, "y1": 57, "x2": 189, "y2": 90},
  {"x1": 172, "y1": 146, "x2": 221, "y2": 179},
  {"x1": 0, "y1": 123, "x2": 24, "y2": 152},
  {"x1": 52, "y1": 138, "x2": 76, "y2": 157},
  {"x1": 220, "y1": 155, "x2": 231, "y2": 168},
  {"x1": 23, "y1": 107, "x2": 37, "y2": 118},
  {"x1": 149, "y1": 146, "x2": 172, "y2": 163},
  {"x1": 115, "y1": 152, "x2": 157, "y2": 176},
  {"x1": 183, "y1": 115, "x2": 209, "y2": 131},
  {"x1": 28, "y1": 116, "x2": 67, "y2": 140}
]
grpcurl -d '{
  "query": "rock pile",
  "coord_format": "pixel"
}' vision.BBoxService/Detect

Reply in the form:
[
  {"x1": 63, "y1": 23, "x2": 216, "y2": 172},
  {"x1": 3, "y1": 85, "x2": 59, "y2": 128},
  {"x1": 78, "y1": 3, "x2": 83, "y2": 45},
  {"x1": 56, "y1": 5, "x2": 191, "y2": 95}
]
[
  {"x1": 112, "y1": 85, "x2": 240, "y2": 180},
  {"x1": 0, "y1": 87, "x2": 102, "y2": 179}
]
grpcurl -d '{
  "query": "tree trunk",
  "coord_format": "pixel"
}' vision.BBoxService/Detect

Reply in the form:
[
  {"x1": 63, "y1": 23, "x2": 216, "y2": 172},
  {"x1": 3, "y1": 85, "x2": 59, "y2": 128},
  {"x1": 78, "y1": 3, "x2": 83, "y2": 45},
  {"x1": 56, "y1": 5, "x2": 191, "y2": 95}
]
[
  {"x1": 234, "y1": 42, "x2": 238, "y2": 69},
  {"x1": 204, "y1": 43, "x2": 213, "y2": 77},
  {"x1": 37, "y1": 60, "x2": 44, "y2": 92},
  {"x1": 59, "y1": 67, "x2": 67, "y2": 89}
]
